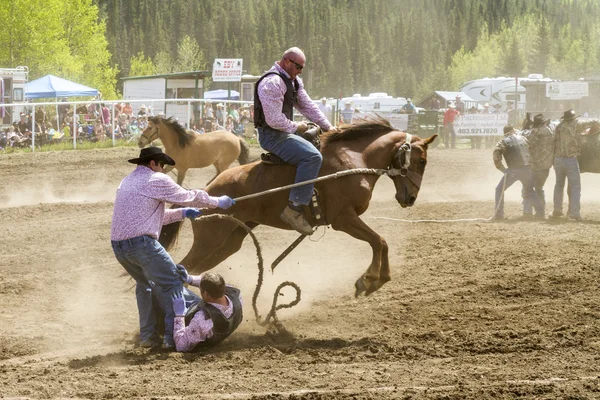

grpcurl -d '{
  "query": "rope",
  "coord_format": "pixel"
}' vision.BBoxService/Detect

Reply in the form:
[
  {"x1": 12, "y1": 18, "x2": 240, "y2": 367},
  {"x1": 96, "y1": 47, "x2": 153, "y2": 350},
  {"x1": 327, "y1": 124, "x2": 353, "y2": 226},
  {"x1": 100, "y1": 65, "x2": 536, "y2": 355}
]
[
  {"x1": 370, "y1": 171, "x2": 509, "y2": 224},
  {"x1": 232, "y1": 167, "x2": 394, "y2": 202},
  {"x1": 191, "y1": 214, "x2": 300, "y2": 334}
]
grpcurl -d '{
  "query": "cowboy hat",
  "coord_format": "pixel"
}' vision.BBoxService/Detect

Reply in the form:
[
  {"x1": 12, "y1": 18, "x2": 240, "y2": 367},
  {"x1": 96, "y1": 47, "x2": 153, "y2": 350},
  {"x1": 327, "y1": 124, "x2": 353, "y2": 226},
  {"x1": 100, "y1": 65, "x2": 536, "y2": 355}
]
[
  {"x1": 128, "y1": 146, "x2": 175, "y2": 165},
  {"x1": 532, "y1": 113, "x2": 549, "y2": 127},
  {"x1": 447, "y1": 102, "x2": 455, "y2": 108},
  {"x1": 561, "y1": 109, "x2": 579, "y2": 121},
  {"x1": 503, "y1": 125, "x2": 515, "y2": 135}
]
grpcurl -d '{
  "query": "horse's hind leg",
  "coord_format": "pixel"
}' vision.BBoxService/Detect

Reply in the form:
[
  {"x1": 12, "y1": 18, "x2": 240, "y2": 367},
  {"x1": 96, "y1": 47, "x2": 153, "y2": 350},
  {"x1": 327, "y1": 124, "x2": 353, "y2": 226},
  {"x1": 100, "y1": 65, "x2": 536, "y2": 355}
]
[
  {"x1": 179, "y1": 219, "x2": 255, "y2": 273},
  {"x1": 330, "y1": 207, "x2": 388, "y2": 297}
]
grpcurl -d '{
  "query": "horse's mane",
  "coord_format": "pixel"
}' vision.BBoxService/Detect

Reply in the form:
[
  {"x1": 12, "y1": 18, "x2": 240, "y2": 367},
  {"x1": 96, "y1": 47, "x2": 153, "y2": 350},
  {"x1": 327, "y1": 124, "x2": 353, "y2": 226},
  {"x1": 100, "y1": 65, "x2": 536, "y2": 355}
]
[
  {"x1": 321, "y1": 115, "x2": 395, "y2": 147},
  {"x1": 150, "y1": 116, "x2": 194, "y2": 148}
]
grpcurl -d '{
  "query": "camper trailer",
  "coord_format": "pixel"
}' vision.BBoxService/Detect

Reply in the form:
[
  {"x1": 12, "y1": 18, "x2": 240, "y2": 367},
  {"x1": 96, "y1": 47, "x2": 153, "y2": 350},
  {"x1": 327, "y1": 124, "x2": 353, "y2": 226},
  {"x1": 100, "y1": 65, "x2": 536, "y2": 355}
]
[
  {"x1": 1, "y1": 66, "x2": 29, "y2": 124},
  {"x1": 460, "y1": 74, "x2": 551, "y2": 110},
  {"x1": 340, "y1": 92, "x2": 407, "y2": 113}
]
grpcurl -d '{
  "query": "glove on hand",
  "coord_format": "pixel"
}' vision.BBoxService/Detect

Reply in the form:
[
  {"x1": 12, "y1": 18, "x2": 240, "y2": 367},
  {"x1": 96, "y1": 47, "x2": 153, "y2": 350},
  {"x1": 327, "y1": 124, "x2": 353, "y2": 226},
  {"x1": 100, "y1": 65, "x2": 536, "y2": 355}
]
[
  {"x1": 172, "y1": 295, "x2": 187, "y2": 317},
  {"x1": 175, "y1": 264, "x2": 192, "y2": 284},
  {"x1": 182, "y1": 207, "x2": 201, "y2": 219},
  {"x1": 217, "y1": 195, "x2": 236, "y2": 209}
]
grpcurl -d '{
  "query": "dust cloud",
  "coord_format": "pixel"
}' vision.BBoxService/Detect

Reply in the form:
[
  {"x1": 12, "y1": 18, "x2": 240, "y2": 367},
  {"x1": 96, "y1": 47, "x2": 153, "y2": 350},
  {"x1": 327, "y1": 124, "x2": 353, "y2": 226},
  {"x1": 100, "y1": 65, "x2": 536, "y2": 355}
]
[{"x1": 0, "y1": 181, "x2": 117, "y2": 209}]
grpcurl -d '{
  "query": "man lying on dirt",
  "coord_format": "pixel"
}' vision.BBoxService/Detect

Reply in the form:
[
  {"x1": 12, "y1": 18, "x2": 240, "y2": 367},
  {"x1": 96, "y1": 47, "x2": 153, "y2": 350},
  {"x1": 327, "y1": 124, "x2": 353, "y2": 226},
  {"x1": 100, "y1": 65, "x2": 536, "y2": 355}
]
[{"x1": 166, "y1": 267, "x2": 243, "y2": 352}]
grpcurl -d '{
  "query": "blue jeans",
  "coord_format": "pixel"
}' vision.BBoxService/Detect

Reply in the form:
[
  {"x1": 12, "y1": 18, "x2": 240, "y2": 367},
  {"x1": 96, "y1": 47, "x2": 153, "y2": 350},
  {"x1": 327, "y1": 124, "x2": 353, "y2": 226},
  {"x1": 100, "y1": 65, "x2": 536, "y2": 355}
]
[
  {"x1": 111, "y1": 235, "x2": 183, "y2": 346},
  {"x1": 523, "y1": 168, "x2": 550, "y2": 215},
  {"x1": 153, "y1": 286, "x2": 200, "y2": 316},
  {"x1": 494, "y1": 167, "x2": 542, "y2": 218},
  {"x1": 258, "y1": 126, "x2": 322, "y2": 205},
  {"x1": 553, "y1": 157, "x2": 581, "y2": 217}
]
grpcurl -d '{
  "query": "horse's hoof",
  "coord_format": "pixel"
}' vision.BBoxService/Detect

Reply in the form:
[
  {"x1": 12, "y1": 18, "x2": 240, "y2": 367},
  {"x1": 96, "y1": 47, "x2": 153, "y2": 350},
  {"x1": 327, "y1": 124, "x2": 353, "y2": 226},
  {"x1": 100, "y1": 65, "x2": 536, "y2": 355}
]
[
  {"x1": 354, "y1": 278, "x2": 367, "y2": 298},
  {"x1": 364, "y1": 282, "x2": 381, "y2": 296}
]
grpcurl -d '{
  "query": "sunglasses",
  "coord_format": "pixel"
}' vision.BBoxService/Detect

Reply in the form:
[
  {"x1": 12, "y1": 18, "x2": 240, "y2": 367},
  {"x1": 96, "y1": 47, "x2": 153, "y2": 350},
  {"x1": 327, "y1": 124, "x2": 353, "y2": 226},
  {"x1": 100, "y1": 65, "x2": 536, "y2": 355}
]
[
  {"x1": 286, "y1": 58, "x2": 304, "y2": 71},
  {"x1": 156, "y1": 161, "x2": 166, "y2": 168}
]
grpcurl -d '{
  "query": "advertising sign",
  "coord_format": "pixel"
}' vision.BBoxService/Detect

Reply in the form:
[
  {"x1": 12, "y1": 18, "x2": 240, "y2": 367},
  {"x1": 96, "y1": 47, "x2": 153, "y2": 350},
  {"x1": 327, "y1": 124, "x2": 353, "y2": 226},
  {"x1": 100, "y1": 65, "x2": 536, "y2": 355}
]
[
  {"x1": 546, "y1": 81, "x2": 589, "y2": 100},
  {"x1": 212, "y1": 58, "x2": 243, "y2": 82},
  {"x1": 454, "y1": 113, "x2": 508, "y2": 136}
]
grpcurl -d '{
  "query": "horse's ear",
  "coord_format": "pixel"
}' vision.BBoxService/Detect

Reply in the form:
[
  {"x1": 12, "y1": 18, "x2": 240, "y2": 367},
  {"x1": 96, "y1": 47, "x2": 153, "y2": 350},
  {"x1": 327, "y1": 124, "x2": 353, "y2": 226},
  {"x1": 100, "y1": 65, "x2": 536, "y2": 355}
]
[{"x1": 424, "y1": 134, "x2": 438, "y2": 147}]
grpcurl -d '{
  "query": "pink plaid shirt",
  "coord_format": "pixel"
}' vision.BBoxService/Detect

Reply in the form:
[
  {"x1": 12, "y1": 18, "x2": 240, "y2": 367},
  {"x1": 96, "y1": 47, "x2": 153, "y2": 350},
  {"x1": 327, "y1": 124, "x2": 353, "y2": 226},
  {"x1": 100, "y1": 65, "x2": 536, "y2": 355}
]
[
  {"x1": 173, "y1": 275, "x2": 241, "y2": 352},
  {"x1": 257, "y1": 62, "x2": 332, "y2": 133},
  {"x1": 110, "y1": 165, "x2": 219, "y2": 241}
]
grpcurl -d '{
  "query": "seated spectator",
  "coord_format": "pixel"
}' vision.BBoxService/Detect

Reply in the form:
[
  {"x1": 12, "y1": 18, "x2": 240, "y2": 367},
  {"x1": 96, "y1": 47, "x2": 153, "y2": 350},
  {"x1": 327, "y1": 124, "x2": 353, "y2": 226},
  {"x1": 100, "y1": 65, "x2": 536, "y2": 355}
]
[
  {"x1": 225, "y1": 115, "x2": 234, "y2": 132},
  {"x1": 94, "y1": 120, "x2": 106, "y2": 141}
]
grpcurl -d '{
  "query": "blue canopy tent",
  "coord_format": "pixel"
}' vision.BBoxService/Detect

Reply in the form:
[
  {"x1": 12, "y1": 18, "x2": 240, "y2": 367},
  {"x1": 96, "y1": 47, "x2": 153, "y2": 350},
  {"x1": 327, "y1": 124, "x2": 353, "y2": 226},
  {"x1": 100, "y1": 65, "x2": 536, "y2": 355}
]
[
  {"x1": 25, "y1": 75, "x2": 98, "y2": 99},
  {"x1": 203, "y1": 89, "x2": 240, "y2": 100}
]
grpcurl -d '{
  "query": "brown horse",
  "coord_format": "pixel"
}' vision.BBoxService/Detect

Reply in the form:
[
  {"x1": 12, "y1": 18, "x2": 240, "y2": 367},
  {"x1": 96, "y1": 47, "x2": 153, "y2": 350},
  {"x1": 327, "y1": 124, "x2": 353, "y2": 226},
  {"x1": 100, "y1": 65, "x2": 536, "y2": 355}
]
[
  {"x1": 138, "y1": 116, "x2": 251, "y2": 185},
  {"x1": 160, "y1": 116, "x2": 437, "y2": 297}
]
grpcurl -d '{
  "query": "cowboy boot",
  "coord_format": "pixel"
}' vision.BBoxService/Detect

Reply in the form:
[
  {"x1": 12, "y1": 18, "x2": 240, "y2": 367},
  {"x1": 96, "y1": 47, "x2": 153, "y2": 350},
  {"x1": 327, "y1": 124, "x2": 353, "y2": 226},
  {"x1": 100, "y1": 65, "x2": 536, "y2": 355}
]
[{"x1": 280, "y1": 203, "x2": 314, "y2": 235}]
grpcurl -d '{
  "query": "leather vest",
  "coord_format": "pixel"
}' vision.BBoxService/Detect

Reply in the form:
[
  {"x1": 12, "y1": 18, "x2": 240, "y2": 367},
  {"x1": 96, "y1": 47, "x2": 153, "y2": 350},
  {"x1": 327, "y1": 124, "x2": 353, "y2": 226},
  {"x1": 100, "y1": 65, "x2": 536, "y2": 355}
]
[
  {"x1": 184, "y1": 286, "x2": 243, "y2": 350},
  {"x1": 254, "y1": 71, "x2": 298, "y2": 129},
  {"x1": 502, "y1": 134, "x2": 531, "y2": 168}
]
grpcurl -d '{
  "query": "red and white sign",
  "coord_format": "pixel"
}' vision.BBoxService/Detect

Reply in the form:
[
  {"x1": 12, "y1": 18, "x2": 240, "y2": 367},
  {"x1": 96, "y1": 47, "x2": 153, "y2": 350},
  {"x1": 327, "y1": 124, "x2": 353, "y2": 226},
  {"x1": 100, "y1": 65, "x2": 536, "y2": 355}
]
[{"x1": 212, "y1": 58, "x2": 243, "y2": 82}]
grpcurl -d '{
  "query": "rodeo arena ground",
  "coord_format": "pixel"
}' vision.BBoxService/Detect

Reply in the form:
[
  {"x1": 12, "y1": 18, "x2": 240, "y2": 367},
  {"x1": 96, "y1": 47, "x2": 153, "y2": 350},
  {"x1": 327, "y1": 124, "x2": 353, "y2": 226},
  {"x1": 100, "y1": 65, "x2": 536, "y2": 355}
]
[{"x1": 2, "y1": 128, "x2": 600, "y2": 399}]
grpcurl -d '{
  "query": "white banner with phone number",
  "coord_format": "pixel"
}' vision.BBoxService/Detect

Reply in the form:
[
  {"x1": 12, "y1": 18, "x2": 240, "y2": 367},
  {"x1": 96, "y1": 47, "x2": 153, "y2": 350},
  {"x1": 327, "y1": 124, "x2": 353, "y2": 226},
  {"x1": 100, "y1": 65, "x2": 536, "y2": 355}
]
[{"x1": 454, "y1": 113, "x2": 508, "y2": 136}]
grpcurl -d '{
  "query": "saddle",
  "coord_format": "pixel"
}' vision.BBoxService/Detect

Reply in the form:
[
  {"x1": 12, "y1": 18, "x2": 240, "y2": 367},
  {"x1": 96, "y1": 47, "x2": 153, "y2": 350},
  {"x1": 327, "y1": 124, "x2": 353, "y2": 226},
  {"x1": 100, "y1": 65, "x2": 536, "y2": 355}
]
[{"x1": 260, "y1": 123, "x2": 321, "y2": 165}]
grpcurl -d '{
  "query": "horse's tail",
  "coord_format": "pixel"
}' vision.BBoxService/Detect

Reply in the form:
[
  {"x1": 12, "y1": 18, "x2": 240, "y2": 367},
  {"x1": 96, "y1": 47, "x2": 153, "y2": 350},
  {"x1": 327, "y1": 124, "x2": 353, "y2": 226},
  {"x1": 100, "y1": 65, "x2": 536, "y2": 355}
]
[
  {"x1": 159, "y1": 215, "x2": 183, "y2": 251},
  {"x1": 237, "y1": 137, "x2": 252, "y2": 165}
]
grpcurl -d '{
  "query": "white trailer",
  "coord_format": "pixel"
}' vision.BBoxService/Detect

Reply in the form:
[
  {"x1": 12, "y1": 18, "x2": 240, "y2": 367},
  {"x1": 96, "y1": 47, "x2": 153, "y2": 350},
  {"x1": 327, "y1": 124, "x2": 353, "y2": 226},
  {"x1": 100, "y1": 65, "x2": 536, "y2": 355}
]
[
  {"x1": 460, "y1": 74, "x2": 551, "y2": 110},
  {"x1": 1, "y1": 66, "x2": 29, "y2": 124},
  {"x1": 341, "y1": 92, "x2": 407, "y2": 113}
]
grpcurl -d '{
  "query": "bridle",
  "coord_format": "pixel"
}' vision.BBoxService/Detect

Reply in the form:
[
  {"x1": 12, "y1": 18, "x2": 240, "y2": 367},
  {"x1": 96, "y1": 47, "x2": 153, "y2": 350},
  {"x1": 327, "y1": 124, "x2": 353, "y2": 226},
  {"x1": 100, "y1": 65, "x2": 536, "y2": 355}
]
[
  {"x1": 141, "y1": 124, "x2": 159, "y2": 143},
  {"x1": 386, "y1": 132, "x2": 423, "y2": 189}
]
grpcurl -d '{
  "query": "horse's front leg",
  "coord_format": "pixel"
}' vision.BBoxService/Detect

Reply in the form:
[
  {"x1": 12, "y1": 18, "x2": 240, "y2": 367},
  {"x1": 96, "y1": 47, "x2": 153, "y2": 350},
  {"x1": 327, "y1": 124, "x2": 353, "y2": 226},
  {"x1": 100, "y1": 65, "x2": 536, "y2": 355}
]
[
  {"x1": 330, "y1": 207, "x2": 389, "y2": 297},
  {"x1": 176, "y1": 168, "x2": 187, "y2": 186}
]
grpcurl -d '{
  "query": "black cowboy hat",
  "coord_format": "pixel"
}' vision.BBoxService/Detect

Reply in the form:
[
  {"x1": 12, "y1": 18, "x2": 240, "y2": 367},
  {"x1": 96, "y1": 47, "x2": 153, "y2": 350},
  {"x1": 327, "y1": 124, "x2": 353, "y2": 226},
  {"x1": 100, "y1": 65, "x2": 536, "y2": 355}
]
[
  {"x1": 128, "y1": 146, "x2": 175, "y2": 165},
  {"x1": 561, "y1": 109, "x2": 579, "y2": 121},
  {"x1": 532, "y1": 113, "x2": 549, "y2": 127},
  {"x1": 503, "y1": 125, "x2": 515, "y2": 135}
]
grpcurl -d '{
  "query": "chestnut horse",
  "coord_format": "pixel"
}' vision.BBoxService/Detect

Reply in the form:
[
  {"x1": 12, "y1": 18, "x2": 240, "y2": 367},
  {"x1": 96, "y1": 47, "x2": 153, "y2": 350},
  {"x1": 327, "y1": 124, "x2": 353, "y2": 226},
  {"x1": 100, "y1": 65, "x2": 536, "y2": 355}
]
[
  {"x1": 160, "y1": 116, "x2": 437, "y2": 296},
  {"x1": 138, "y1": 116, "x2": 251, "y2": 185}
]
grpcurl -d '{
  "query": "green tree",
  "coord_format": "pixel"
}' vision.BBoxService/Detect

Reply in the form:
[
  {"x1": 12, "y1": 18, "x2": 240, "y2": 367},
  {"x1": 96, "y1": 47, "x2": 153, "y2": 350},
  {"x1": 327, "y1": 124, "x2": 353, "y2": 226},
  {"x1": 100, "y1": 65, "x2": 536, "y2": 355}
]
[
  {"x1": 501, "y1": 34, "x2": 525, "y2": 77},
  {"x1": 174, "y1": 35, "x2": 206, "y2": 72},
  {"x1": 129, "y1": 52, "x2": 156, "y2": 77}
]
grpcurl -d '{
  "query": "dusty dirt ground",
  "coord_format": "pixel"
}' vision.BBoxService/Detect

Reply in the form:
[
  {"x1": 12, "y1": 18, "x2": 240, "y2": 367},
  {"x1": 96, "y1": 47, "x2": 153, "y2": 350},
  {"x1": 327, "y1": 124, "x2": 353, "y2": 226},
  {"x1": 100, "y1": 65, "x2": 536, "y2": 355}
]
[{"x1": 1, "y1": 143, "x2": 600, "y2": 399}]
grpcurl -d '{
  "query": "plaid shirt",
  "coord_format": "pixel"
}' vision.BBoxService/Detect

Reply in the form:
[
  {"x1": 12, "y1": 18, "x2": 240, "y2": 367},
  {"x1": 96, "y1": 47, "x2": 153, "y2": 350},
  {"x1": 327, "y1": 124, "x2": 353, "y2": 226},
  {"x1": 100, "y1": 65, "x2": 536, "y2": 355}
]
[
  {"x1": 492, "y1": 132, "x2": 529, "y2": 172},
  {"x1": 526, "y1": 125, "x2": 554, "y2": 170},
  {"x1": 554, "y1": 119, "x2": 591, "y2": 158}
]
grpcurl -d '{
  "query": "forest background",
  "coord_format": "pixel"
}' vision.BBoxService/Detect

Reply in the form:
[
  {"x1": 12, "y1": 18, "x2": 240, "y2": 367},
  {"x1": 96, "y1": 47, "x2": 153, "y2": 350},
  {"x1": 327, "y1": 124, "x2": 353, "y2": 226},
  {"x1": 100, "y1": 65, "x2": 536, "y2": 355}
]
[{"x1": 2, "y1": 0, "x2": 600, "y2": 102}]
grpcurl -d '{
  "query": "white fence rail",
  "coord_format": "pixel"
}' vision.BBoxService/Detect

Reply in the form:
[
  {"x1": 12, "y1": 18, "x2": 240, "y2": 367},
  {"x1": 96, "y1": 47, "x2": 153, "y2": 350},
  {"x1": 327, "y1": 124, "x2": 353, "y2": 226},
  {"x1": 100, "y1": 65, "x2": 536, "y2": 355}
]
[{"x1": 1, "y1": 98, "x2": 253, "y2": 151}]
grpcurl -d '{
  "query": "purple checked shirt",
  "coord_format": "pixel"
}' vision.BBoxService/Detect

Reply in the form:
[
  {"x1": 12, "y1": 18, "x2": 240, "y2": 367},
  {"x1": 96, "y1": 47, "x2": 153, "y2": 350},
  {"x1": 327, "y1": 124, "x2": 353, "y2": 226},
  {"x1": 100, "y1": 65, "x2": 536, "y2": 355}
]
[
  {"x1": 173, "y1": 275, "x2": 241, "y2": 352},
  {"x1": 257, "y1": 62, "x2": 333, "y2": 133},
  {"x1": 111, "y1": 165, "x2": 219, "y2": 241}
]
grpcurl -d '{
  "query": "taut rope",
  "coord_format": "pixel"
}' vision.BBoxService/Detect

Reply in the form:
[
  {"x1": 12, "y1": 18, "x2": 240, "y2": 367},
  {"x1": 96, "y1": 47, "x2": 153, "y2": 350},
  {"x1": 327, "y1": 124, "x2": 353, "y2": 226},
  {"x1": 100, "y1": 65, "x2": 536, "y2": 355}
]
[{"x1": 232, "y1": 167, "x2": 407, "y2": 202}]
